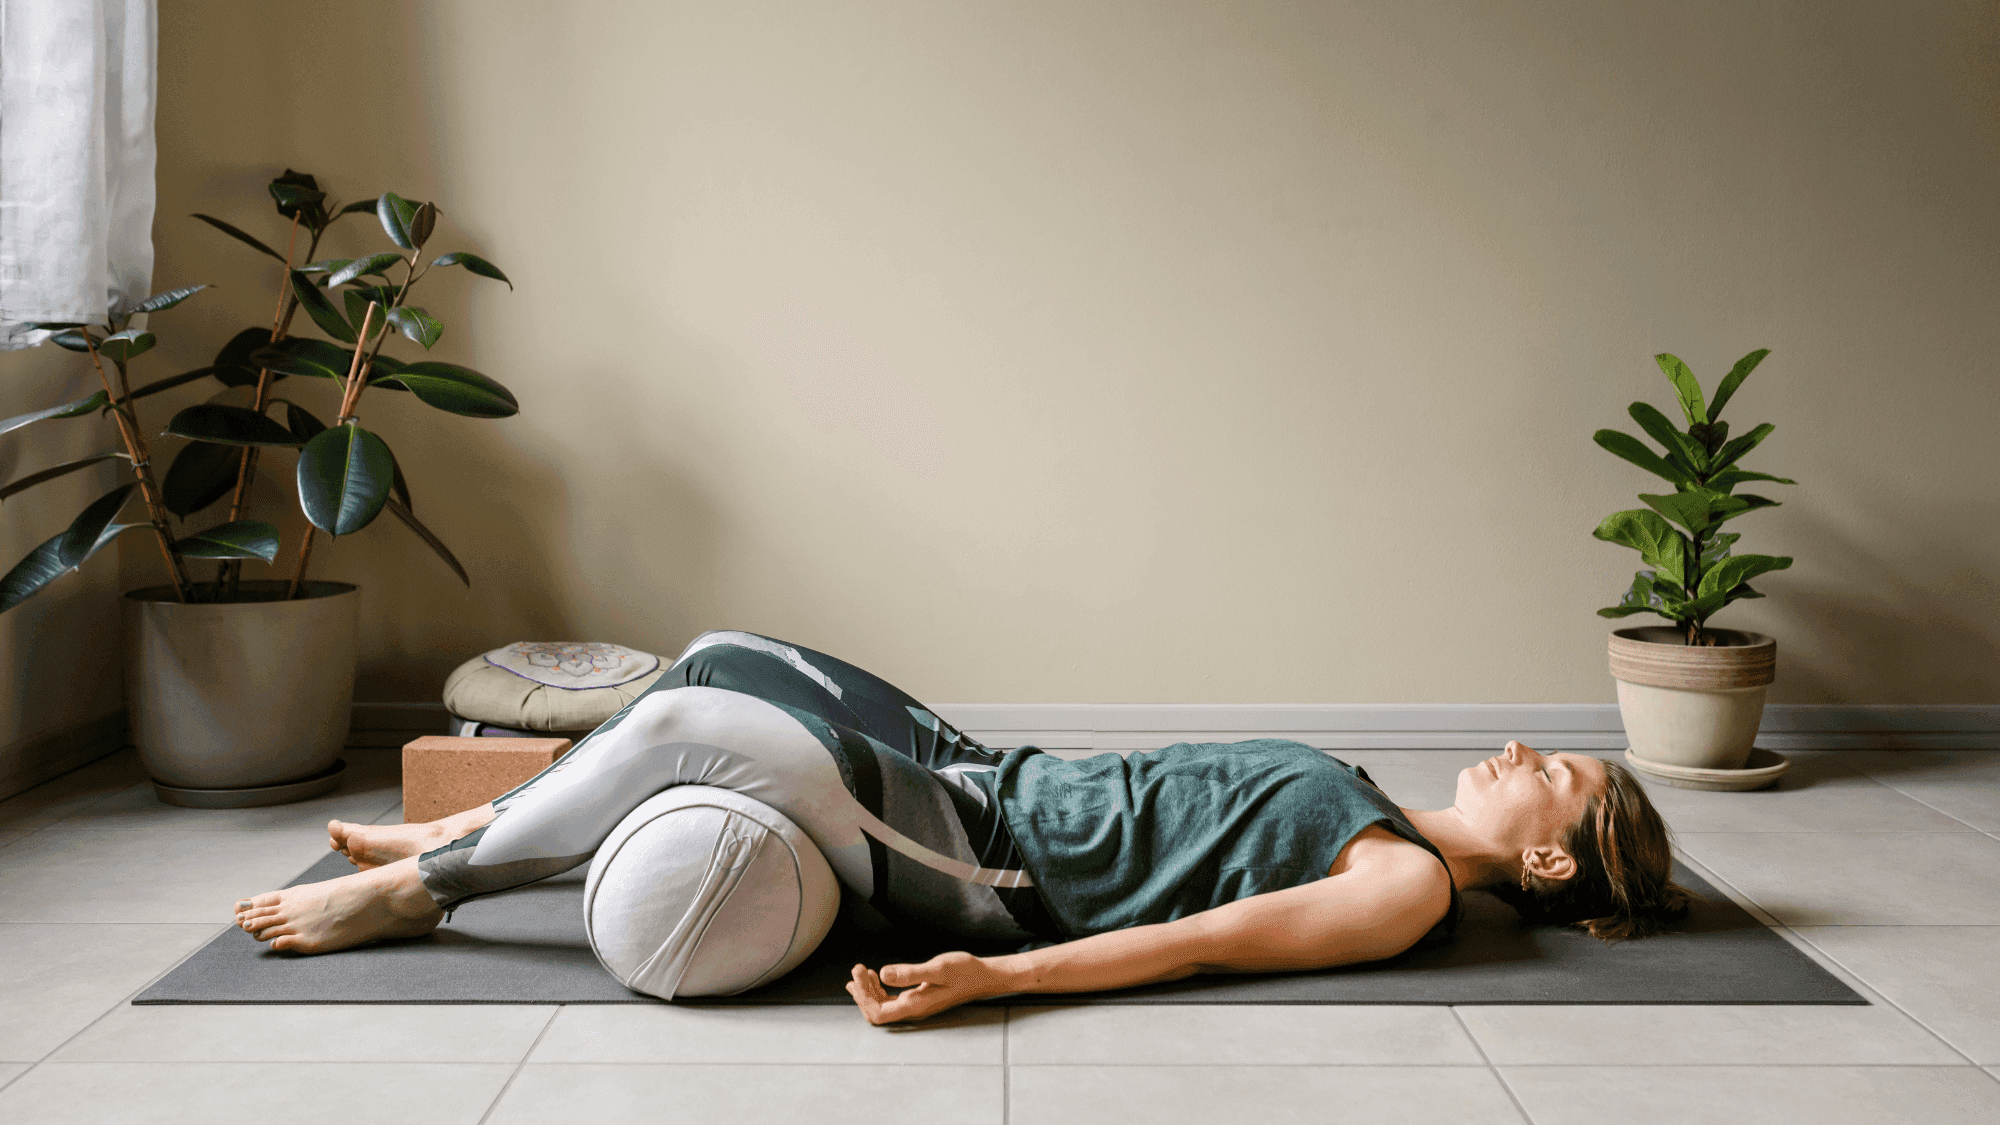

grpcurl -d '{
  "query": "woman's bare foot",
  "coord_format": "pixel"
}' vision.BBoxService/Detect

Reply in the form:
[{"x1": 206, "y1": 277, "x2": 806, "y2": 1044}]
[
  {"x1": 234, "y1": 857, "x2": 444, "y2": 954},
  {"x1": 329, "y1": 803, "x2": 496, "y2": 870}
]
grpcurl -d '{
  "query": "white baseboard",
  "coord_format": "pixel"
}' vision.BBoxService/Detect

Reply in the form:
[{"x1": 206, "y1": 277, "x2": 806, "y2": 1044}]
[
  {"x1": 348, "y1": 701, "x2": 2000, "y2": 752},
  {"x1": 936, "y1": 704, "x2": 2000, "y2": 751},
  {"x1": 349, "y1": 702, "x2": 453, "y2": 747},
  {"x1": 0, "y1": 711, "x2": 129, "y2": 803}
]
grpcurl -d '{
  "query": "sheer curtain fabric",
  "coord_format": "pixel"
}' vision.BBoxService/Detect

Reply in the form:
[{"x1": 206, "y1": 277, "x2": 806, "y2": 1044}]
[{"x1": 0, "y1": 0, "x2": 156, "y2": 349}]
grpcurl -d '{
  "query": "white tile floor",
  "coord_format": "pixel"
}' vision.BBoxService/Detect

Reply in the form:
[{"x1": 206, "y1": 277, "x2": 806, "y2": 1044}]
[{"x1": 1, "y1": 746, "x2": 1997, "y2": 1124}]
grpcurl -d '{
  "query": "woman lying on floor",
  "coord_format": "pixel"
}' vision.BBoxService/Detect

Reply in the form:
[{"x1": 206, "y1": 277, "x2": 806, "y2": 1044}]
[{"x1": 232, "y1": 630, "x2": 1692, "y2": 1024}]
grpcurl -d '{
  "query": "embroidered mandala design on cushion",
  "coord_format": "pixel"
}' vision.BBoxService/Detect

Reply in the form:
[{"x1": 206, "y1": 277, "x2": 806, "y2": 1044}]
[
  {"x1": 483, "y1": 640, "x2": 661, "y2": 689},
  {"x1": 508, "y1": 642, "x2": 633, "y2": 678}
]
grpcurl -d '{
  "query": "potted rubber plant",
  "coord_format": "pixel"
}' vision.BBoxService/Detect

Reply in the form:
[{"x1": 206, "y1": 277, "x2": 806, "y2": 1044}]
[
  {"x1": 0, "y1": 169, "x2": 517, "y2": 806},
  {"x1": 1592, "y1": 349, "x2": 1797, "y2": 790}
]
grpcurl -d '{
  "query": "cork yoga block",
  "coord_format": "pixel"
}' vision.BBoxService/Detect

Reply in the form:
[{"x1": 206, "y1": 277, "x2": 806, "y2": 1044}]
[{"x1": 402, "y1": 736, "x2": 570, "y2": 825}]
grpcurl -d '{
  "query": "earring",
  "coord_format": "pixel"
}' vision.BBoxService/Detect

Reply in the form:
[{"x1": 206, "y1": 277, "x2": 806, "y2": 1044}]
[{"x1": 1519, "y1": 871, "x2": 1532, "y2": 892}]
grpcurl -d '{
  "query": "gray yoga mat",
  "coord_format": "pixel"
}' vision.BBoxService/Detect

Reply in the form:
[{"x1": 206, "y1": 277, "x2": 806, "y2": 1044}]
[{"x1": 136, "y1": 851, "x2": 1863, "y2": 1006}]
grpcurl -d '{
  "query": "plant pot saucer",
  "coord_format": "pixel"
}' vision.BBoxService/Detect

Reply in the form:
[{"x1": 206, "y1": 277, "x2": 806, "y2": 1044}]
[
  {"x1": 152, "y1": 759, "x2": 346, "y2": 809},
  {"x1": 1624, "y1": 747, "x2": 1789, "y2": 792}
]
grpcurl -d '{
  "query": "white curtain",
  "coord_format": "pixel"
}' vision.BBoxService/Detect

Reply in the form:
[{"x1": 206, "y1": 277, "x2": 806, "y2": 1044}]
[{"x1": 0, "y1": 0, "x2": 156, "y2": 349}]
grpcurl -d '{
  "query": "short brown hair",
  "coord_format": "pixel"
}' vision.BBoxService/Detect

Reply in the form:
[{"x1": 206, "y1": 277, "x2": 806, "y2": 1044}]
[{"x1": 1488, "y1": 760, "x2": 1695, "y2": 941}]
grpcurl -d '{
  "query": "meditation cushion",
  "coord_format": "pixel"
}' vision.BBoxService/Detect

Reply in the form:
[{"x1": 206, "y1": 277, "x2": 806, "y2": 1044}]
[
  {"x1": 583, "y1": 785, "x2": 840, "y2": 999},
  {"x1": 443, "y1": 641, "x2": 665, "y2": 736}
]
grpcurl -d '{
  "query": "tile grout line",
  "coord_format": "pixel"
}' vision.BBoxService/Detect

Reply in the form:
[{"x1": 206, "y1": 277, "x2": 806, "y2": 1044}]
[
  {"x1": 1, "y1": 916, "x2": 241, "y2": 1099},
  {"x1": 1782, "y1": 927, "x2": 1986, "y2": 1070},
  {"x1": 475, "y1": 1003, "x2": 560, "y2": 1125},
  {"x1": 1853, "y1": 770, "x2": 1994, "y2": 834},
  {"x1": 1670, "y1": 847, "x2": 1985, "y2": 1069},
  {"x1": 1450, "y1": 1007, "x2": 1537, "y2": 1125}
]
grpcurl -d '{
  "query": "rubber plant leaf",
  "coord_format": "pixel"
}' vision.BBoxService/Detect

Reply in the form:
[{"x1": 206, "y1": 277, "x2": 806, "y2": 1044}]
[
  {"x1": 0, "y1": 391, "x2": 110, "y2": 438},
  {"x1": 56, "y1": 485, "x2": 137, "y2": 568},
  {"x1": 283, "y1": 401, "x2": 329, "y2": 444},
  {"x1": 208, "y1": 326, "x2": 276, "y2": 387},
  {"x1": 250, "y1": 337, "x2": 405, "y2": 386},
  {"x1": 377, "y1": 192, "x2": 420, "y2": 251},
  {"x1": 1625, "y1": 402, "x2": 1704, "y2": 476},
  {"x1": 289, "y1": 270, "x2": 357, "y2": 344},
  {"x1": 342, "y1": 292, "x2": 389, "y2": 341},
  {"x1": 408, "y1": 201, "x2": 438, "y2": 249},
  {"x1": 162, "y1": 439, "x2": 244, "y2": 518},
  {"x1": 1706, "y1": 348, "x2": 1770, "y2": 423},
  {"x1": 1654, "y1": 353, "x2": 1707, "y2": 427},
  {"x1": 0, "y1": 453, "x2": 126, "y2": 504},
  {"x1": 191, "y1": 214, "x2": 287, "y2": 262},
  {"x1": 430, "y1": 251, "x2": 512, "y2": 289},
  {"x1": 127, "y1": 367, "x2": 221, "y2": 402},
  {"x1": 174, "y1": 520, "x2": 281, "y2": 562},
  {"x1": 387, "y1": 306, "x2": 443, "y2": 349},
  {"x1": 0, "y1": 522, "x2": 140, "y2": 614},
  {"x1": 384, "y1": 441, "x2": 413, "y2": 512},
  {"x1": 326, "y1": 253, "x2": 406, "y2": 288},
  {"x1": 299, "y1": 258, "x2": 350, "y2": 275},
  {"x1": 164, "y1": 404, "x2": 301, "y2": 448},
  {"x1": 49, "y1": 330, "x2": 94, "y2": 353},
  {"x1": 134, "y1": 284, "x2": 209, "y2": 314},
  {"x1": 383, "y1": 496, "x2": 468, "y2": 585},
  {"x1": 340, "y1": 196, "x2": 382, "y2": 216},
  {"x1": 268, "y1": 175, "x2": 325, "y2": 219},
  {"x1": 297, "y1": 423, "x2": 394, "y2": 536},
  {"x1": 1593, "y1": 429, "x2": 1690, "y2": 486},
  {"x1": 96, "y1": 329, "x2": 156, "y2": 364},
  {"x1": 388, "y1": 362, "x2": 518, "y2": 418}
]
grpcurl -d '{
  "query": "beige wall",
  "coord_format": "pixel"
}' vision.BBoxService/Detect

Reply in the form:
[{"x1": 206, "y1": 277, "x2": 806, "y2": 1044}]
[
  {"x1": 117, "y1": 0, "x2": 2000, "y2": 707},
  {"x1": 0, "y1": 346, "x2": 128, "y2": 792}
]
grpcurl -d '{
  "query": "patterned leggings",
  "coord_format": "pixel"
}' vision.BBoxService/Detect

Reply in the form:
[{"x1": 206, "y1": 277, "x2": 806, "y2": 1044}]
[{"x1": 415, "y1": 631, "x2": 1057, "y2": 942}]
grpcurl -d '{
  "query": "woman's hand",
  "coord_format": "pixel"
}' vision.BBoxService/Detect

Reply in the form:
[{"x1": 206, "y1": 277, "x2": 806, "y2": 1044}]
[{"x1": 846, "y1": 951, "x2": 1009, "y2": 1024}]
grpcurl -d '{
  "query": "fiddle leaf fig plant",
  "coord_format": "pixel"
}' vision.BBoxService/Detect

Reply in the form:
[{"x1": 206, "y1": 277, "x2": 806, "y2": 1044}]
[
  {"x1": 1592, "y1": 349, "x2": 1796, "y2": 646},
  {"x1": 0, "y1": 169, "x2": 514, "y2": 613}
]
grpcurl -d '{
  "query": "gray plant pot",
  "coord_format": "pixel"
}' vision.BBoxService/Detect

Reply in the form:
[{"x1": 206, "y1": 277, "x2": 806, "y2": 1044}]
[
  {"x1": 1610, "y1": 626, "x2": 1787, "y2": 791},
  {"x1": 123, "y1": 580, "x2": 358, "y2": 807}
]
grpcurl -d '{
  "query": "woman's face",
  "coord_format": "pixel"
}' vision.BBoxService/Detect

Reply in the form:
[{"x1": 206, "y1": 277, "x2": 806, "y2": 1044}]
[{"x1": 1455, "y1": 740, "x2": 1610, "y2": 859}]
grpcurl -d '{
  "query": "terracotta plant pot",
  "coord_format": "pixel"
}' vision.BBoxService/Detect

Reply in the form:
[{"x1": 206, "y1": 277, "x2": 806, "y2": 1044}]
[
  {"x1": 1610, "y1": 626, "x2": 1786, "y2": 790},
  {"x1": 123, "y1": 580, "x2": 357, "y2": 807}
]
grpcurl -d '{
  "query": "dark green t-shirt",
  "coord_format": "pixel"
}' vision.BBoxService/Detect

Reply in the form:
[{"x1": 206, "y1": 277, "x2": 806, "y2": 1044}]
[{"x1": 989, "y1": 739, "x2": 1462, "y2": 943}]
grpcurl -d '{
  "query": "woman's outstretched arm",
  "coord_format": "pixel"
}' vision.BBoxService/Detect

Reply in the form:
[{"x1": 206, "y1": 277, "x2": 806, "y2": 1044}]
[{"x1": 847, "y1": 832, "x2": 1450, "y2": 1024}]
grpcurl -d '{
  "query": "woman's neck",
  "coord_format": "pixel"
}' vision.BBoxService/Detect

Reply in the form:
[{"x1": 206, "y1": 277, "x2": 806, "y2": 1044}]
[{"x1": 1399, "y1": 806, "x2": 1515, "y2": 892}]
